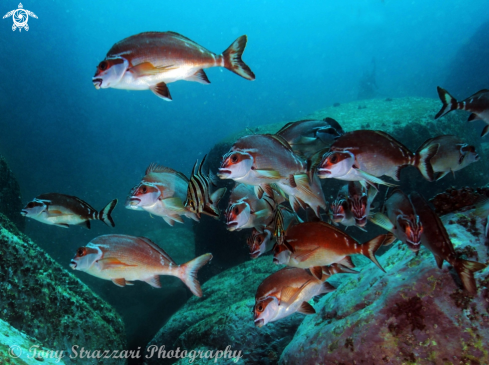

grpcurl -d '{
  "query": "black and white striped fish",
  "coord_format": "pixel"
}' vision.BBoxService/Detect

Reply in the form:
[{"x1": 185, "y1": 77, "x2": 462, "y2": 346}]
[
  {"x1": 435, "y1": 86, "x2": 489, "y2": 137},
  {"x1": 184, "y1": 155, "x2": 227, "y2": 219}
]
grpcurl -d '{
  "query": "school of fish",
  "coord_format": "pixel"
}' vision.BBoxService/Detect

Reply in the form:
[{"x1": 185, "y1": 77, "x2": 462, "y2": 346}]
[{"x1": 21, "y1": 31, "x2": 489, "y2": 325}]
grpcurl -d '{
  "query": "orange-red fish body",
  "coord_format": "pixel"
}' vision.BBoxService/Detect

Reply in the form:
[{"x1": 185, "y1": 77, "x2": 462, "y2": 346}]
[
  {"x1": 93, "y1": 32, "x2": 254, "y2": 100},
  {"x1": 70, "y1": 234, "x2": 212, "y2": 297},
  {"x1": 274, "y1": 221, "x2": 387, "y2": 271},
  {"x1": 254, "y1": 267, "x2": 335, "y2": 327}
]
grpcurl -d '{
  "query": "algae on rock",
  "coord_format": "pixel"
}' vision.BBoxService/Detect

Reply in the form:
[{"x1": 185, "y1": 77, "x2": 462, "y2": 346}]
[
  {"x1": 0, "y1": 213, "x2": 126, "y2": 365},
  {"x1": 0, "y1": 155, "x2": 25, "y2": 231}
]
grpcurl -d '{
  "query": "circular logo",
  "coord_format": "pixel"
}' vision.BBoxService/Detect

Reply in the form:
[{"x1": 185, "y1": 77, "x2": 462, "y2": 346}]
[
  {"x1": 13, "y1": 9, "x2": 28, "y2": 28},
  {"x1": 8, "y1": 345, "x2": 22, "y2": 358}
]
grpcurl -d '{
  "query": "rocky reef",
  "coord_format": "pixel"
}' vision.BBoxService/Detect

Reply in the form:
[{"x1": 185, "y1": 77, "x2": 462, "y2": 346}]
[
  {"x1": 279, "y1": 209, "x2": 489, "y2": 364},
  {"x1": 146, "y1": 255, "x2": 303, "y2": 365},
  {"x1": 0, "y1": 213, "x2": 126, "y2": 364},
  {"x1": 196, "y1": 96, "x2": 489, "y2": 274},
  {"x1": 0, "y1": 155, "x2": 24, "y2": 231}
]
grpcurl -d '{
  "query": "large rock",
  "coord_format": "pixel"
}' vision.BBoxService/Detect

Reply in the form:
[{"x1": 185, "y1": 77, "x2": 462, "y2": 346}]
[
  {"x1": 146, "y1": 255, "x2": 303, "y2": 365},
  {"x1": 196, "y1": 97, "x2": 489, "y2": 275},
  {"x1": 0, "y1": 213, "x2": 126, "y2": 364},
  {"x1": 279, "y1": 209, "x2": 489, "y2": 364},
  {"x1": 0, "y1": 155, "x2": 24, "y2": 231}
]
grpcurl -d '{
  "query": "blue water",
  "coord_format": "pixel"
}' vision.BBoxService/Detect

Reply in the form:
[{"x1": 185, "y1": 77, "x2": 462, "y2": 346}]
[{"x1": 1, "y1": 0, "x2": 488, "y2": 360}]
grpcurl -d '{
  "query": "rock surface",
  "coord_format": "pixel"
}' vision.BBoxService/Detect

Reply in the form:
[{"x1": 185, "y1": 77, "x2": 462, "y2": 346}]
[
  {"x1": 196, "y1": 97, "x2": 489, "y2": 274},
  {"x1": 0, "y1": 213, "x2": 126, "y2": 365},
  {"x1": 279, "y1": 209, "x2": 489, "y2": 365},
  {"x1": 146, "y1": 255, "x2": 304, "y2": 365},
  {"x1": 0, "y1": 155, "x2": 24, "y2": 231}
]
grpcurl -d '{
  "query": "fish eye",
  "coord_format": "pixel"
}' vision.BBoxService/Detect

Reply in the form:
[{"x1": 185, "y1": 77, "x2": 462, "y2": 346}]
[
  {"x1": 141, "y1": 186, "x2": 147, "y2": 193},
  {"x1": 76, "y1": 247, "x2": 87, "y2": 257},
  {"x1": 27, "y1": 202, "x2": 34, "y2": 208},
  {"x1": 231, "y1": 154, "x2": 238, "y2": 163},
  {"x1": 330, "y1": 154, "x2": 338, "y2": 163},
  {"x1": 256, "y1": 236, "x2": 263, "y2": 244},
  {"x1": 234, "y1": 207, "x2": 239, "y2": 215},
  {"x1": 99, "y1": 61, "x2": 108, "y2": 71},
  {"x1": 257, "y1": 305, "x2": 264, "y2": 312}
]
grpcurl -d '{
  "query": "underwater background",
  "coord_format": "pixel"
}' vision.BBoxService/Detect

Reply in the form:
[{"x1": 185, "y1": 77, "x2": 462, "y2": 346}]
[{"x1": 1, "y1": 0, "x2": 489, "y2": 363}]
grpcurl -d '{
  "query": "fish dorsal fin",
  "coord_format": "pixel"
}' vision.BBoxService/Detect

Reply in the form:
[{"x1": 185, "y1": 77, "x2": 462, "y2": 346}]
[
  {"x1": 71, "y1": 196, "x2": 97, "y2": 212},
  {"x1": 467, "y1": 89, "x2": 489, "y2": 99},
  {"x1": 315, "y1": 221, "x2": 352, "y2": 238},
  {"x1": 298, "y1": 301, "x2": 316, "y2": 314},
  {"x1": 373, "y1": 130, "x2": 411, "y2": 153},
  {"x1": 276, "y1": 121, "x2": 297, "y2": 135},
  {"x1": 323, "y1": 117, "x2": 344, "y2": 135},
  {"x1": 265, "y1": 134, "x2": 295, "y2": 152},
  {"x1": 166, "y1": 31, "x2": 198, "y2": 43},
  {"x1": 146, "y1": 163, "x2": 189, "y2": 182},
  {"x1": 137, "y1": 237, "x2": 176, "y2": 265}
]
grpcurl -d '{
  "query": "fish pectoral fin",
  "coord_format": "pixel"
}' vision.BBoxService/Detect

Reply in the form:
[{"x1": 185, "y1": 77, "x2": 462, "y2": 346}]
[
  {"x1": 111, "y1": 278, "x2": 127, "y2": 287},
  {"x1": 296, "y1": 136, "x2": 317, "y2": 145},
  {"x1": 279, "y1": 286, "x2": 300, "y2": 306},
  {"x1": 130, "y1": 62, "x2": 176, "y2": 77},
  {"x1": 253, "y1": 209, "x2": 270, "y2": 220},
  {"x1": 369, "y1": 212, "x2": 395, "y2": 232},
  {"x1": 357, "y1": 170, "x2": 397, "y2": 187},
  {"x1": 150, "y1": 82, "x2": 172, "y2": 101},
  {"x1": 98, "y1": 257, "x2": 137, "y2": 271},
  {"x1": 310, "y1": 266, "x2": 323, "y2": 280},
  {"x1": 161, "y1": 197, "x2": 185, "y2": 212},
  {"x1": 294, "y1": 247, "x2": 320, "y2": 262},
  {"x1": 254, "y1": 169, "x2": 282, "y2": 179},
  {"x1": 54, "y1": 223, "x2": 69, "y2": 228},
  {"x1": 186, "y1": 69, "x2": 211, "y2": 84},
  {"x1": 145, "y1": 275, "x2": 162, "y2": 288},
  {"x1": 468, "y1": 113, "x2": 480, "y2": 122},
  {"x1": 298, "y1": 301, "x2": 316, "y2": 315}
]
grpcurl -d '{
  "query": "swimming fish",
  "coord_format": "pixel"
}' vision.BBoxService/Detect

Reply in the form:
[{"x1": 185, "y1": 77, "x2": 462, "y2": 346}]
[
  {"x1": 70, "y1": 234, "x2": 212, "y2": 297},
  {"x1": 347, "y1": 181, "x2": 378, "y2": 228},
  {"x1": 330, "y1": 185, "x2": 356, "y2": 229},
  {"x1": 273, "y1": 221, "x2": 394, "y2": 277},
  {"x1": 253, "y1": 267, "x2": 335, "y2": 327},
  {"x1": 126, "y1": 163, "x2": 198, "y2": 226},
  {"x1": 21, "y1": 193, "x2": 117, "y2": 229},
  {"x1": 370, "y1": 188, "x2": 423, "y2": 253},
  {"x1": 316, "y1": 130, "x2": 438, "y2": 183},
  {"x1": 409, "y1": 192, "x2": 486, "y2": 294},
  {"x1": 224, "y1": 183, "x2": 275, "y2": 232},
  {"x1": 247, "y1": 228, "x2": 275, "y2": 259},
  {"x1": 184, "y1": 155, "x2": 226, "y2": 219},
  {"x1": 92, "y1": 31, "x2": 255, "y2": 101},
  {"x1": 415, "y1": 135, "x2": 479, "y2": 181},
  {"x1": 435, "y1": 86, "x2": 489, "y2": 137},
  {"x1": 276, "y1": 118, "x2": 344, "y2": 158}
]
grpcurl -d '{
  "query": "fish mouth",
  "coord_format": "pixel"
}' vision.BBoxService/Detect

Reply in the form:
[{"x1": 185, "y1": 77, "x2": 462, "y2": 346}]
[
  {"x1": 92, "y1": 78, "x2": 103, "y2": 89},
  {"x1": 354, "y1": 216, "x2": 367, "y2": 227},
  {"x1": 20, "y1": 210, "x2": 27, "y2": 216},
  {"x1": 129, "y1": 197, "x2": 141, "y2": 206},
  {"x1": 332, "y1": 214, "x2": 344, "y2": 223},
  {"x1": 69, "y1": 260, "x2": 77, "y2": 269},
  {"x1": 316, "y1": 169, "x2": 331, "y2": 177},
  {"x1": 250, "y1": 250, "x2": 261, "y2": 259},
  {"x1": 217, "y1": 169, "x2": 231, "y2": 179},
  {"x1": 254, "y1": 318, "x2": 264, "y2": 328},
  {"x1": 226, "y1": 221, "x2": 239, "y2": 231},
  {"x1": 405, "y1": 240, "x2": 421, "y2": 253},
  {"x1": 272, "y1": 257, "x2": 280, "y2": 264}
]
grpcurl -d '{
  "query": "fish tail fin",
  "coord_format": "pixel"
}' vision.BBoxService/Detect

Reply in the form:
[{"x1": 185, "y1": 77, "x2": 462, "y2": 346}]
[
  {"x1": 99, "y1": 199, "x2": 118, "y2": 227},
  {"x1": 179, "y1": 253, "x2": 213, "y2": 297},
  {"x1": 453, "y1": 258, "x2": 487, "y2": 294},
  {"x1": 221, "y1": 35, "x2": 255, "y2": 81},
  {"x1": 415, "y1": 143, "x2": 439, "y2": 182},
  {"x1": 435, "y1": 86, "x2": 459, "y2": 119},
  {"x1": 360, "y1": 233, "x2": 393, "y2": 272}
]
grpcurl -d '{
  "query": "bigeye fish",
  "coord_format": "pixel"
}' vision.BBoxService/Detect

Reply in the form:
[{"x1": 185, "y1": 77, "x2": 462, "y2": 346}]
[
  {"x1": 370, "y1": 188, "x2": 423, "y2": 253},
  {"x1": 93, "y1": 32, "x2": 255, "y2": 101},
  {"x1": 273, "y1": 221, "x2": 394, "y2": 275},
  {"x1": 21, "y1": 193, "x2": 117, "y2": 229},
  {"x1": 276, "y1": 118, "x2": 344, "y2": 158},
  {"x1": 415, "y1": 135, "x2": 479, "y2": 181},
  {"x1": 330, "y1": 185, "x2": 355, "y2": 227},
  {"x1": 347, "y1": 181, "x2": 378, "y2": 228},
  {"x1": 126, "y1": 163, "x2": 198, "y2": 226},
  {"x1": 184, "y1": 155, "x2": 226, "y2": 219},
  {"x1": 70, "y1": 234, "x2": 212, "y2": 297},
  {"x1": 435, "y1": 86, "x2": 489, "y2": 137},
  {"x1": 224, "y1": 183, "x2": 275, "y2": 232},
  {"x1": 316, "y1": 130, "x2": 439, "y2": 184},
  {"x1": 409, "y1": 192, "x2": 486, "y2": 294},
  {"x1": 253, "y1": 267, "x2": 335, "y2": 327}
]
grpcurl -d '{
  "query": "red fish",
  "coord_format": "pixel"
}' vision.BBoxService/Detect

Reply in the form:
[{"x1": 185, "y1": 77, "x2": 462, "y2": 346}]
[
  {"x1": 93, "y1": 32, "x2": 255, "y2": 100},
  {"x1": 435, "y1": 86, "x2": 489, "y2": 136},
  {"x1": 70, "y1": 234, "x2": 212, "y2": 297},
  {"x1": 409, "y1": 192, "x2": 486, "y2": 294},
  {"x1": 347, "y1": 181, "x2": 377, "y2": 228}
]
